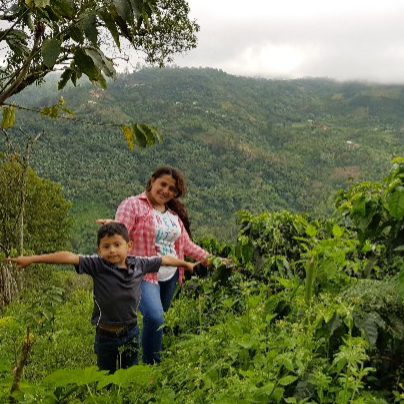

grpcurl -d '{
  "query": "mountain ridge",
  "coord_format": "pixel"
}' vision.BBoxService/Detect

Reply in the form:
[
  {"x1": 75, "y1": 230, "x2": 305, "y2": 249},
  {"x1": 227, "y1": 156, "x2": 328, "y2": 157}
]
[{"x1": 7, "y1": 67, "x2": 404, "y2": 250}]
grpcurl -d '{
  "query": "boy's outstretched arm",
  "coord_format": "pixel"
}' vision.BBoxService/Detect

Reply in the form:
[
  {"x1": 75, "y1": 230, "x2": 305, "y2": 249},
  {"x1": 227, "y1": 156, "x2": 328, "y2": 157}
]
[
  {"x1": 5, "y1": 252, "x2": 79, "y2": 269},
  {"x1": 161, "y1": 256, "x2": 201, "y2": 273}
]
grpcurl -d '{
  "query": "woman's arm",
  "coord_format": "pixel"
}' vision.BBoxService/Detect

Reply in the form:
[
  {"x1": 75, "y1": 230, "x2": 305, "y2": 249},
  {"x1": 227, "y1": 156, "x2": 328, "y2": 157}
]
[
  {"x1": 180, "y1": 224, "x2": 211, "y2": 265},
  {"x1": 5, "y1": 252, "x2": 79, "y2": 269},
  {"x1": 161, "y1": 256, "x2": 200, "y2": 273}
]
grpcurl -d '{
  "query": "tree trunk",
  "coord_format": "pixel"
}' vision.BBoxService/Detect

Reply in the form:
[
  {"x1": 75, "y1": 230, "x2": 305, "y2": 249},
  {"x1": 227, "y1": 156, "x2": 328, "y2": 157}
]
[
  {"x1": 0, "y1": 261, "x2": 19, "y2": 310},
  {"x1": 10, "y1": 329, "x2": 34, "y2": 396},
  {"x1": 19, "y1": 212, "x2": 24, "y2": 256}
]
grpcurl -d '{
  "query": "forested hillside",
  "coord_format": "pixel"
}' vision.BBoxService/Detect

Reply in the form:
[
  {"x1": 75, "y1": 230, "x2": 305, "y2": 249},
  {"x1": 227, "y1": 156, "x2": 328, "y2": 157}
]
[{"x1": 8, "y1": 67, "x2": 404, "y2": 251}]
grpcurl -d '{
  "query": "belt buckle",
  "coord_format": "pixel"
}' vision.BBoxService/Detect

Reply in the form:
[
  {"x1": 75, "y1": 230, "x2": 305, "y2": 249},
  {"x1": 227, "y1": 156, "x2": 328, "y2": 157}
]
[{"x1": 115, "y1": 327, "x2": 127, "y2": 337}]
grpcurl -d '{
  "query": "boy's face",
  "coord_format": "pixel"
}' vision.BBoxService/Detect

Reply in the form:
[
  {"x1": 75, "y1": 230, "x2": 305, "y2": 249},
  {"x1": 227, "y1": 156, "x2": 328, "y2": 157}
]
[{"x1": 97, "y1": 234, "x2": 132, "y2": 267}]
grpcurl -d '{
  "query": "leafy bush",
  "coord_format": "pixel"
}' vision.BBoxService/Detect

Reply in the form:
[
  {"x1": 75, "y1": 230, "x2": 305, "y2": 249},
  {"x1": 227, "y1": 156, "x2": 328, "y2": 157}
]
[
  {"x1": 342, "y1": 279, "x2": 404, "y2": 388},
  {"x1": 0, "y1": 158, "x2": 72, "y2": 255},
  {"x1": 336, "y1": 157, "x2": 404, "y2": 277}
]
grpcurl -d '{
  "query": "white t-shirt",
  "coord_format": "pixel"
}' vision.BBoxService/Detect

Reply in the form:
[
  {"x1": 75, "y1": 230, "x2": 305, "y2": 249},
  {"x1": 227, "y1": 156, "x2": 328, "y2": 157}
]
[{"x1": 153, "y1": 209, "x2": 181, "y2": 282}]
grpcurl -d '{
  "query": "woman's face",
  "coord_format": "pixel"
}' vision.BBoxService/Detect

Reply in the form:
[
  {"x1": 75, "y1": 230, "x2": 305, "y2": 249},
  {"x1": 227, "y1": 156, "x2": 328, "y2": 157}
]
[{"x1": 148, "y1": 174, "x2": 178, "y2": 207}]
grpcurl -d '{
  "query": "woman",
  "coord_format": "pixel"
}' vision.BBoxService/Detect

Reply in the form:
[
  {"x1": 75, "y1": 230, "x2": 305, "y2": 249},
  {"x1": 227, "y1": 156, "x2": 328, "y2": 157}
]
[{"x1": 111, "y1": 166, "x2": 209, "y2": 364}]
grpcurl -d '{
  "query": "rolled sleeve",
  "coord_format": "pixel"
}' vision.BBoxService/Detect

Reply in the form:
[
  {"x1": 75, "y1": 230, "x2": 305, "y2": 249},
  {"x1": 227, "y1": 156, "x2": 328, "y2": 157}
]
[
  {"x1": 75, "y1": 255, "x2": 102, "y2": 277},
  {"x1": 181, "y1": 224, "x2": 210, "y2": 265},
  {"x1": 135, "y1": 256, "x2": 162, "y2": 275}
]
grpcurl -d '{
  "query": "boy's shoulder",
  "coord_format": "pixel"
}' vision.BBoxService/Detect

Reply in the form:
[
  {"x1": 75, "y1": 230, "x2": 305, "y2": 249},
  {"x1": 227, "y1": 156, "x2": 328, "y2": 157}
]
[
  {"x1": 79, "y1": 254, "x2": 102, "y2": 263},
  {"x1": 75, "y1": 254, "x2": 105, "y2": 275},
  {"x1": 126, "y1": 255, "x2": 162, "y2": 272},
  {"x1": 126, "y1": 255, "x2": 153, "y2": 265}
]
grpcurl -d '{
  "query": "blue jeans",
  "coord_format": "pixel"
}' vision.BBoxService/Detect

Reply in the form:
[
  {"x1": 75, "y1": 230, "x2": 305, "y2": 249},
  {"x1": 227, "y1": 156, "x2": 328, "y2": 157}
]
[
  {"x1": 138, "y1": 269, "x2": 179, "y2": 364},
  {"x1": 94, "y1": 324, "x2": 140, "y2": 374}
]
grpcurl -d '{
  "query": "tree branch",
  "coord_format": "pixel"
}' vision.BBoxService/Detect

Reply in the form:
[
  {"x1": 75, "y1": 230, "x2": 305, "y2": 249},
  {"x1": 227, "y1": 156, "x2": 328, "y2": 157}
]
[
  {"x1": 0, "y1": 6, "x2": 30, "y2": 42},
  {"x1": 0, "y1": 22, "x2": 44, "y2": 105}
]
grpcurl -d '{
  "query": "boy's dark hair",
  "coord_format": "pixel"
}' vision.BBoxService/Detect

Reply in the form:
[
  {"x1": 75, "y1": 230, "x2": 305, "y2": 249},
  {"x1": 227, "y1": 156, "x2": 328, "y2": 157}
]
[{"x1": 97, "y1": 222, "x2": 130, "y2": 246}]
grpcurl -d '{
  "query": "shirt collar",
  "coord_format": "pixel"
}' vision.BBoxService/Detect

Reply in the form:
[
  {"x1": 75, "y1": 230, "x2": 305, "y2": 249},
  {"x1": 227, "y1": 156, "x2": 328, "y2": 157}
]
[
  {"x1": 138, "y1": 191, "x2": 150, "y2": 203},
  {"x1": 100, "y1": 257, "x2": 133, "y2": 273},
  {"x1": 138, "y1": 191, "x2": 176, "y2": 216}
]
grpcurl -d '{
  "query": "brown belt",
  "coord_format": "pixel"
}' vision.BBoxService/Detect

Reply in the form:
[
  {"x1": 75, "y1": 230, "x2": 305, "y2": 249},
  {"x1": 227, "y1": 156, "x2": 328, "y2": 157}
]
[
  {"x1": 96, "y1": 324, "x2": 135, "y2": 338},
  {"x1": 98, "y1": 324, "x2": 126, "y2": 332}
]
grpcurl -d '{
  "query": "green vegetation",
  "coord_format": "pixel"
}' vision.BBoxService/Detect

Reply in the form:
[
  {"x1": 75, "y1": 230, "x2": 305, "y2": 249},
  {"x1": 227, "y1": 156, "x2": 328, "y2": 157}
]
[
  {"x1": 2, "y1": 160, "x2": 404, "y2": 402},
  {"x1": 0, "y1": 153, "x2": 72, "y2": 309},
  {"x1": 0, "y1": 158, "x2": 72, "y2": 255}
]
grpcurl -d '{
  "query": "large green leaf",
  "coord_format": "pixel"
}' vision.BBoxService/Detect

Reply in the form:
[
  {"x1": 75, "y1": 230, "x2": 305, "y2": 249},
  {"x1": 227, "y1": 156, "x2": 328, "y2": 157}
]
[
  {"x1": 58, "y1": 69, "x2": 72, "y2": 90},
  {"x1": 1, "y1": 106, "x2": 16, "y2": 129},
  {"x1": 85, "y1": 48, "x2": 116, "y2": 78},
  {"x1": 42, "y1": 37, "x2": 61, "y2": 67},
  {"x1": 121, "y1": 125, "x2": 134, "y2": 149},
  {"x1": 387, "y1": 187, "x2": 404, "y2": 220},
  {"x1": 128, "y1": 0, "x2": 141, "y2": 18},
  {"x1": 279, "y1": 375, "x2": 298, "y2": 386},
  {"x1": 353, "y1": 312, "x2": 381, "y2": 347},
  {"x1": 352, "y1": 195, "x2": 366, "y2": 216},
  {"x1": 73, "y1": 48, "x2": 99, "y2": 81},
  {"x1": 145, "y1": 124, "x2": 160, "y2": 144},
  {"x1": 44, "y1": 6, "x2": 61, "y2": 22},
  {"x1": 305, "y1": 224, "x2": 317, "y2": 237},
  {"x1": 5, "y1": 29, "x2": 28, "y2": 41},
  {"x1": 99, "y1": 10, "x2": 120, "y2": 49},
  {"x1": 68, "y1": 26, "x2": 84, "y2": 43},
  {"x1": 121, "y1": 124, "x2": 160, "y2": 149},
  {"x1": 70, "y1": 67, "x2": 80, "y2": 86},
  {"x1": 5, "y1": 30, "x2": 29, "y2": 57},
  {"x1": 304, "y1": 258, "x2": 316, "y2": 304},
  {"x1": 97, "y1": 365, "x2": 151, "y2": 389},
  {"x1": 98, "y1": 53, "x2": 116, "y2": 79},
  {"x1": 80, "y1": 12, "x2": 98, "y2": 46},
  {"x1": 27, "y1": 0, "x2": 50, "y2": 8},
  {"x1": 332, "y1": 223, "x2": 344, "y2": 239},
  {"x1": 136, "y1": 123, "x2": 159, "y2": 146},
  {"x1": 53, "y1": 0, "x2": 74, "y2": 18},
  {"x1": 43, "y1": 366, "x2": 107, "y2": 387},
  {"x1": 112, "y1": 0, "x2": 132, "y2": 22},
  {"x1": 133, "y1": 124, "x2": 147, "y2": 147}
]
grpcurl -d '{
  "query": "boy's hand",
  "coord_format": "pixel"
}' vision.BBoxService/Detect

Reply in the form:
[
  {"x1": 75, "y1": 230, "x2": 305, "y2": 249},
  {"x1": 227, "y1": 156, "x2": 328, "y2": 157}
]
[
  {"x1": 5, "y1": 252, "x2": 79, "y2": 267},
  {"x1": 184, "y1": 261, "x2": 202, "y2": 273},
  {"x1": 5, "y1": 256, "x2": 34, "y2": 269}
]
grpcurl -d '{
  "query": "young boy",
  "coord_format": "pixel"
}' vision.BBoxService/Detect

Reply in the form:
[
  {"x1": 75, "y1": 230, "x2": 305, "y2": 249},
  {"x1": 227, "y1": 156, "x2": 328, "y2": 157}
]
[{"x1": 7, "y1": 222, "x2": 199, "y2": 373}]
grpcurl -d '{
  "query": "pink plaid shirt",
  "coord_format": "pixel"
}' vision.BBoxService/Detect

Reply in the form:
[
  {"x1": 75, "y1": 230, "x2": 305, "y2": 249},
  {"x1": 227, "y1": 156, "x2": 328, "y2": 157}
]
[{"x1": 115, "y1": 192, "x2": 209, "y2": 284}]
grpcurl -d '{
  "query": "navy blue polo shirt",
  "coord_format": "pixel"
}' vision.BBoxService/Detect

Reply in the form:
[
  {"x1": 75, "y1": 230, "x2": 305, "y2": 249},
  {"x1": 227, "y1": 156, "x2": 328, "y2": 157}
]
[{"x1": 75, "y1": 255, "x2": 162, "y2": 327}]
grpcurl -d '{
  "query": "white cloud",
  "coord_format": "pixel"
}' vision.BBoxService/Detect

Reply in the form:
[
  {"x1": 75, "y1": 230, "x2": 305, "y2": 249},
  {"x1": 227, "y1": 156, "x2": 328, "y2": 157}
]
[
  {"x1": 222, "y1": 43, "x2": 312, "y2": 78},
  {"x1": 173, "y1": 0, "x2": 404, "y2": 83}
]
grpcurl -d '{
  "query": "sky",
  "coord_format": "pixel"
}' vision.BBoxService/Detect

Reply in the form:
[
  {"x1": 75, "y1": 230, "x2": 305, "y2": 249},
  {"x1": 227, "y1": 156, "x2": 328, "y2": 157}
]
[
  {"x1": 170, "y1": 0, "x2": 404, "y2": 84},
  {"x1": 2, "y1": 0, "x2": 404, "y2": 84}
]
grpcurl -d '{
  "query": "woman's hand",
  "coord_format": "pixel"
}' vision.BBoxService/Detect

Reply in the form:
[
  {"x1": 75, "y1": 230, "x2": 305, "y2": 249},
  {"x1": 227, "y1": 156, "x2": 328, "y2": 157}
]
[
  {"x1": 208, "y1": 256, "x2": 233, "y2": 268},
  {"x1": 95, "y1": 219, "x2": 115, "y2": 226}
]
